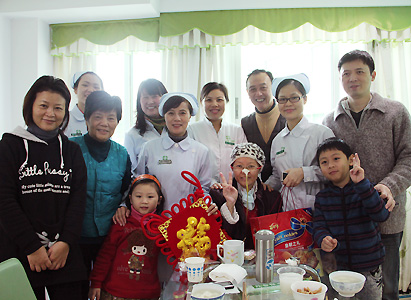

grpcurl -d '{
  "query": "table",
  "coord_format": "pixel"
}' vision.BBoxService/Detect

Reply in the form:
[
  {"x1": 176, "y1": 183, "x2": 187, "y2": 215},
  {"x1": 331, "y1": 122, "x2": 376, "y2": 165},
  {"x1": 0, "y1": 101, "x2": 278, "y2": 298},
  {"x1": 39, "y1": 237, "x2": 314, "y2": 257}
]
[{"x1": 161, "y1": 262, "x2": 322, "y2": 300}]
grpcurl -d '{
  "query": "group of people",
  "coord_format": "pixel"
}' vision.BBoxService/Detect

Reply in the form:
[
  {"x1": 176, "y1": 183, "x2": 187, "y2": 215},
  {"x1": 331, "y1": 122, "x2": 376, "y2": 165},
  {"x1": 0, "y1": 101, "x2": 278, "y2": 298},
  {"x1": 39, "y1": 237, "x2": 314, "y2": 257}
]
[{"x1": 0, "y1": 49, "x2": 410, "y2": 300}]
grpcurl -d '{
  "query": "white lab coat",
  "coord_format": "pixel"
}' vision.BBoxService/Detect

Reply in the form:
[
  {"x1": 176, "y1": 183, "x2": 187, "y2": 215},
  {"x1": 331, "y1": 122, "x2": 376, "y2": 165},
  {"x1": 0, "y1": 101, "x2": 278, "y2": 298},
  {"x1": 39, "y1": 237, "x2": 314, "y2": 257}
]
[
  {"x1": 124, "y1": 120, "x2": 162, "y2": 175},
  {"x1": 265, "y1": 116, "x2": 334, "y2": 211},
  {"x1": 64, "y1": 105, "x2": 87, "y2": 137},
  {"x1": 188, "y1": 118, "x2": 247, "y2": 184},
  {"x1": 136, "y1": 132, "x2": 211, "y2": 211}
]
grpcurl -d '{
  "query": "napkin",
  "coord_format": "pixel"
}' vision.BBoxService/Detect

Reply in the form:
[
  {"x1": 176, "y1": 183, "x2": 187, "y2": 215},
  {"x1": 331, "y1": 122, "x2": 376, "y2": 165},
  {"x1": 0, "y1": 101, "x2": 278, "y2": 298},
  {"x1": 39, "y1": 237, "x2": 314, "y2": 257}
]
[{"x1": 209, "y1": 264, "x2": 247, "y2": 285}]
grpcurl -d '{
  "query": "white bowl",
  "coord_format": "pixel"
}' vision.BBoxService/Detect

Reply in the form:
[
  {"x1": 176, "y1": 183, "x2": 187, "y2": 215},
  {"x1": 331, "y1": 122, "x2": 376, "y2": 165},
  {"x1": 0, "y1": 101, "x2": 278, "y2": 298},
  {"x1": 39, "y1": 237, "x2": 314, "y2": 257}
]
[
  {"x1": 290, "y1": 281, "x2": 327, "y2": 300},
  {"x1": 191, "y1": 283, "x2": 225, "y2": 300},
  {"x1": 329, "y1": 270, "x2": 366, "y2": 297}
]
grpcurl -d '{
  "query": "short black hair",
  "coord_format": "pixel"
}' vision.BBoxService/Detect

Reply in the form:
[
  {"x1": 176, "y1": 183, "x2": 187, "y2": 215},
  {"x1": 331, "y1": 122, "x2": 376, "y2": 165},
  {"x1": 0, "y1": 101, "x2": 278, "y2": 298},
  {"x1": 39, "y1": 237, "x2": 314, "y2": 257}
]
[
  {"x1": 200, "y1": 82, "x2": 229, "y2": 102},
  {"x1": 338, "y1": 50, "x2": 375, "y2": 74},
  {"x1": 246, "y1": 69, "x2": 274, "y2": 87},
  {"x1": 23, "y1": 75, "x2": 71, "y2": 130},
  {"x1": 275, "y1": 79, "x2": 307, "y2": 100},
  {"x1": 163, "y1": 96, "x2": 193, "y2": 115},
  {"x1": 316, "y1": 137, "x2": 353, "y2": 165},
  {"x1": 84, "y1": 91, "x2": 122, "y2": 122}
]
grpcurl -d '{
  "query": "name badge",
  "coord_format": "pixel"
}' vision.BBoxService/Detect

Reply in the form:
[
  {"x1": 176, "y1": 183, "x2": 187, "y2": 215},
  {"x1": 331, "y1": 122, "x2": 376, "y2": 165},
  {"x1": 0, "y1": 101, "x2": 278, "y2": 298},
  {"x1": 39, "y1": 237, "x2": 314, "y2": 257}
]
[
  {"x1": 224, "y1": 135, "x2": 235, "y2": 146},
  {"x1": 71, "y1": 130, "x2": 83, "y2": 137},
  {"x1": 158, "y1": 155, "x2": 172, "y2": 165},
  {"x1": 276, "y1": 147, "x2": 286, "y2": 157}
]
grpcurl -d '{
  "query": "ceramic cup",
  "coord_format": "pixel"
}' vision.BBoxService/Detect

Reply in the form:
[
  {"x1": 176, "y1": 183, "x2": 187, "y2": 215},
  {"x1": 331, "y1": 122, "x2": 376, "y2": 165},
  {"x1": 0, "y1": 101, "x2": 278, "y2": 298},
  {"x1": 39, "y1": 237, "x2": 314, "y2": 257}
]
[
  {"x1": 217, "y1": 240, "x2": 244, "y2": 266},
  {"x1": 185, "y1": 257, "x2": 205, "y2": 283}
]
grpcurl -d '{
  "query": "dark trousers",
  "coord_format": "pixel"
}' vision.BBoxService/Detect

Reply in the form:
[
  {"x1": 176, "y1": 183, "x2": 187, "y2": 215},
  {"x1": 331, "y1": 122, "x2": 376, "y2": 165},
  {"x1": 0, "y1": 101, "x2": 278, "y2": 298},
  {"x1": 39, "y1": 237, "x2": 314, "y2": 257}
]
[
  {"x1": 33, "y1": 281, "x2": 82, "y2": 300},
  {"x1": 80, "y1": 242, "x2": 104, "y2": 300},
  {"x1": 381, "y1": 232, "x2": 403, "y2": 300}
]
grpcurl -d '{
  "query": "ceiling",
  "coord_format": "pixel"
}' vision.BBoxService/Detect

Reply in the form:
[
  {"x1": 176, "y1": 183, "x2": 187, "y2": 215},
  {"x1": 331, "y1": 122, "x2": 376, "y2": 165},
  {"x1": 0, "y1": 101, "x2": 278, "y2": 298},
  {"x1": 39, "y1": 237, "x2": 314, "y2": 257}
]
[{"x1": 1, "y1": 0, "x2": 410, "y2": 24}]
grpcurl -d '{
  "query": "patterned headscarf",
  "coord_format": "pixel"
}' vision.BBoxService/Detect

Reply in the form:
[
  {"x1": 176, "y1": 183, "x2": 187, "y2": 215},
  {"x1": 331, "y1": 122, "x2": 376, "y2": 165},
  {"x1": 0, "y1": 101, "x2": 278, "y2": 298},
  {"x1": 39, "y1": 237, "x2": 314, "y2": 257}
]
[{"x1": 230, "y1": 143, "x2": 266, "y2": 167}]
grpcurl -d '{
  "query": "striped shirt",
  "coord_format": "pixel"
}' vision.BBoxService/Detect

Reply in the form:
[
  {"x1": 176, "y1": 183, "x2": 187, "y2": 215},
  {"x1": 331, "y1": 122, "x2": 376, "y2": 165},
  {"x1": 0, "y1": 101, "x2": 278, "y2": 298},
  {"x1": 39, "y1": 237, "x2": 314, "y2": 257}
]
[{"x1": 313, "y1": 178, "x2": 389, "y2": 272}]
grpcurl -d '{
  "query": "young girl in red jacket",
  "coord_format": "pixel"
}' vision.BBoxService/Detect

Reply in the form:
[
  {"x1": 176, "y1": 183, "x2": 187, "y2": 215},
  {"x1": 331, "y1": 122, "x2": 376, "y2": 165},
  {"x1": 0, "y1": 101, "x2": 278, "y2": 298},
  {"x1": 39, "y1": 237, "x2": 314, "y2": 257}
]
[{"x1": 88, "y1": 175, "x2": 164, "y2": 300}]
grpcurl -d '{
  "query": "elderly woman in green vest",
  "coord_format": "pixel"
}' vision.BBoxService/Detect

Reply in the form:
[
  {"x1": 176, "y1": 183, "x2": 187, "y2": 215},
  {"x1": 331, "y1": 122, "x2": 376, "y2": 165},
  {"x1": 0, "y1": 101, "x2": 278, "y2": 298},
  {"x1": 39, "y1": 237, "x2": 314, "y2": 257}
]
[{"x1": 71, "y1": 90, "x2": 131, "y2": 300}]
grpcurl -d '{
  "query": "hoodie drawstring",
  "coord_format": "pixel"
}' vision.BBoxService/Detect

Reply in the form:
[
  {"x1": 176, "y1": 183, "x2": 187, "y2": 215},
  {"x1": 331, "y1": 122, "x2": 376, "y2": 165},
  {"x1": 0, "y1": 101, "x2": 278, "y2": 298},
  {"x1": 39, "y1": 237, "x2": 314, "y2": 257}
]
[
  {"x1": 18, "y1": 135, "x2": 65, "y2": 174},
  {"x1": 58, "y1": 134, "x2": 64, "y2": 169},
  {"x1": 18, "y1": 139, "x2": 29, "y2": 174}
]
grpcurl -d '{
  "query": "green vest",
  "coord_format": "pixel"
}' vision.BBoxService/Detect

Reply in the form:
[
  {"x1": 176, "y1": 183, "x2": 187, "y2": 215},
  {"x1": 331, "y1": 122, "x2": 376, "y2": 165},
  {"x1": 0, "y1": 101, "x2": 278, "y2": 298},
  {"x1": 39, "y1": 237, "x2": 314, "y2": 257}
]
[{"x1": 72, "y1": 136, "x2": 128, "y2": 238}]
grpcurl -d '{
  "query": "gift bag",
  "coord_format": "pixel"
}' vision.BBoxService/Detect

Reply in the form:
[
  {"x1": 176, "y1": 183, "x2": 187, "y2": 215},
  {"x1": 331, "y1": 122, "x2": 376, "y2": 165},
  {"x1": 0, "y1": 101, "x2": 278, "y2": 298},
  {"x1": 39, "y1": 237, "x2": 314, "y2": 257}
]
[{"x1": 250, "y1": 186, "x2": 318, "y2": 268}]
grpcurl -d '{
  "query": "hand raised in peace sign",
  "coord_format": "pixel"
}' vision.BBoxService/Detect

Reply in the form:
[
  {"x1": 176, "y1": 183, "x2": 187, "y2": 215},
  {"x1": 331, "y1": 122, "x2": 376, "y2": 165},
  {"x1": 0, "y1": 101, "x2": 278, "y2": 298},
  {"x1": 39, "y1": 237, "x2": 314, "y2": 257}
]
[
  {"x1": 350, "y1": 153, "x2": 365, "y2": 184},
  {"x1": 219, "y1": 172, "x2": 238, "y2": 214}
]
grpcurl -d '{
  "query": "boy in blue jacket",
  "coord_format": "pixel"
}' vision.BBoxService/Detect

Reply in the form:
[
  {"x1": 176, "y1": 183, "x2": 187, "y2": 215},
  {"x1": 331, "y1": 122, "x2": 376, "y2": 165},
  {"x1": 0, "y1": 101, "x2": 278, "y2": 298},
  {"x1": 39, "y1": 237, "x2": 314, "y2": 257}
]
[{"x1": 313, "y1": 137, "x2": 392, "y2": 299}]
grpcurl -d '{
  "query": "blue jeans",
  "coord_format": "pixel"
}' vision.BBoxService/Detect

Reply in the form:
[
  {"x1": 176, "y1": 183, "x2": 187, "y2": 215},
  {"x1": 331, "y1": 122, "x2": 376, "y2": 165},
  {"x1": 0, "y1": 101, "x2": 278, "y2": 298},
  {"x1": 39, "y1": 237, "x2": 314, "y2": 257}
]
[{"x1": 381, "y1": 232, "x2": 403, "y2": 300}]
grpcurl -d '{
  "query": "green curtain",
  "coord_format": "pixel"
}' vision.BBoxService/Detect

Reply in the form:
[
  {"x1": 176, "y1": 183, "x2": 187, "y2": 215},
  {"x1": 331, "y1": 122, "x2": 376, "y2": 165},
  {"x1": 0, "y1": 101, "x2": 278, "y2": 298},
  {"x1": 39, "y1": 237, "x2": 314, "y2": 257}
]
[
  {"x1": 50, "y1": 18, "x2": 159, "y2": 49},
  {"x1": 160, "y1": 6, "x2": 411, "y2": 36},
  {"x1": 50, "y1": 7, "x2": 411, "y2": 49},
  {"x1": 160, "y1": 7, "x2": 411, "y2": 36}
]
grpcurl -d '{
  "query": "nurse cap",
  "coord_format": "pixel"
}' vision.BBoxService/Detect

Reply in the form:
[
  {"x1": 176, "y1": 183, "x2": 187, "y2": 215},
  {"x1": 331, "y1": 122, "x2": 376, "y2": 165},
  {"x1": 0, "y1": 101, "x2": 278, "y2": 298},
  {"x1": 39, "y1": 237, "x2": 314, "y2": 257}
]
[
  {"x1": 230, "y1": 143, "x2": 266, "y2": 168},
  {"x1": 71, "y1": 71, "x2": 88, "y2": 89},
  {"x1": 158, "y1": 92, "x2": 199, "y2": 117},
  {"x1": 272, "y1": 73, "x2": 310, "y2": 96}
]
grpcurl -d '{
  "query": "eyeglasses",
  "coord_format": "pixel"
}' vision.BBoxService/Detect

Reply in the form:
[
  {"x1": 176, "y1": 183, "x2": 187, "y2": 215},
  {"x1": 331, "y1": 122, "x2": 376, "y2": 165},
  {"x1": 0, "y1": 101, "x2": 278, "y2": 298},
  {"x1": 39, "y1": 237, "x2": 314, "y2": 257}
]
[
  {"x1": 276, "y1": 96, "x2": 303, "y2": 104},
  {"x1": 231, "y1": 164, "x2": 261, "y2": 171}
]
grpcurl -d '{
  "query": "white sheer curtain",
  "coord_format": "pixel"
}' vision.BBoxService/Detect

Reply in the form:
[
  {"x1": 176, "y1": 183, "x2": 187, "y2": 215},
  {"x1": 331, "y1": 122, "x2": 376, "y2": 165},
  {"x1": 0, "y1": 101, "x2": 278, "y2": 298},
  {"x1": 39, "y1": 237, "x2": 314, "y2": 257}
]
[
  {"x1": 400, "y1": 190, "x2": 411, "y2": 292},
  {"x1": 52, "y1": 23, "x2": 411, "y2": 119},
  {"x1": 367, "y1": 41, "x2": 411, "y2": 292},
  {"x1": 51, "y1": 37, "x2": 159, "y2": 56},
  {"x1": 53, "y1": 53, "x2": 97, "y2": 110},
  {"x1": 161, "y1": 44, "x2": 242, "y2": 123},
  {"x1": 161, "y1": 46, "x2": 202, "y2": 97},
  {"x1": 367, "y1": 40, "x2": 411, "y2": 292},
  {"x1": 368, "y1": 41, "x2": 411, "y2": 109},
  {"x1": 157, "y1": 23, "x2": 411, "y2": 49}
]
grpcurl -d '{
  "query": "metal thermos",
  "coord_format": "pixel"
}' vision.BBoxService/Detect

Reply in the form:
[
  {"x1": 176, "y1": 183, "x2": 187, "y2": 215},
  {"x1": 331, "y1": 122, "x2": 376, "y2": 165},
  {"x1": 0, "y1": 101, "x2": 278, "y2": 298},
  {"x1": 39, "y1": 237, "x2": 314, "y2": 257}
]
[{"x1": 255, "y1": 229, "x2": 275, "y2": 283}]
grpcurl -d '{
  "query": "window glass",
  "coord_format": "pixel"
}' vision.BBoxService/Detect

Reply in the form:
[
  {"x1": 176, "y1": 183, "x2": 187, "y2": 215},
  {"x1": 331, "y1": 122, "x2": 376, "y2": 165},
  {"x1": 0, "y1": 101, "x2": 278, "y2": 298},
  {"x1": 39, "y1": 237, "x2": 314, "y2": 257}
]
[
  {"x1": 96, "y1": 51, "x2": 162, "y2": 143},
  {"x1": 93, "y1": 42, "x2": 367, "y2": 142}
]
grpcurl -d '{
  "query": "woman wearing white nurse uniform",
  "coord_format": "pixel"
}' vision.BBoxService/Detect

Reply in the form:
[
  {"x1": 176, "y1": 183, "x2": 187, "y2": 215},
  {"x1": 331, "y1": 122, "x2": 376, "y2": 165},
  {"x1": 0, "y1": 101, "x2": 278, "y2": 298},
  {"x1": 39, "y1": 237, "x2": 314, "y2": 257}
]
[
  {"x1": 265, "y1": 73, "x2": 334, "y2": 211},
  {"x1": 188, "y1": 82, "x2": 247, "y2": 188},
  {"x1": 136, "y1": 93, "x2": 212, "y2": 211}
]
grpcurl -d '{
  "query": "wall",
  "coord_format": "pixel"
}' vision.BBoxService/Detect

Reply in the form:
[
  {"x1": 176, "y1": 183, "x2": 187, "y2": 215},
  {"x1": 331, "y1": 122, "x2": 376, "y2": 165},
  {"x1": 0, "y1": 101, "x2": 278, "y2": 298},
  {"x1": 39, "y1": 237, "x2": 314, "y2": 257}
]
[
  {"x1": 0, "y1": 18, "x2": 52, "y2": 134},
  {"x1": 0, "y1": 17, "x2": 11, "y2": 134}
]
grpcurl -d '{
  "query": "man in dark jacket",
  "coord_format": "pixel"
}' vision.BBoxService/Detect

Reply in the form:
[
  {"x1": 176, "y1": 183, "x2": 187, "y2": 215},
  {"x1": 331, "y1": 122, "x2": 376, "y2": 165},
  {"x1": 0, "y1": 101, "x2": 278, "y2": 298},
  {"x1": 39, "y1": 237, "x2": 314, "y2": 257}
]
[{"x1": 241, "y1": 69, "x2": 286, "y2": 182}]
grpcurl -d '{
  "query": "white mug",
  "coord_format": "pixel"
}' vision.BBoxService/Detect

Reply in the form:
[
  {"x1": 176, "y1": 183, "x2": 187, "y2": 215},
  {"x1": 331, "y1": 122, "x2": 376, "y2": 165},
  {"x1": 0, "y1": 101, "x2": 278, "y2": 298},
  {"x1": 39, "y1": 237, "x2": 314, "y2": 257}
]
[{"x1": 217, "y1": 240, "x2": 244, "y2": 266}]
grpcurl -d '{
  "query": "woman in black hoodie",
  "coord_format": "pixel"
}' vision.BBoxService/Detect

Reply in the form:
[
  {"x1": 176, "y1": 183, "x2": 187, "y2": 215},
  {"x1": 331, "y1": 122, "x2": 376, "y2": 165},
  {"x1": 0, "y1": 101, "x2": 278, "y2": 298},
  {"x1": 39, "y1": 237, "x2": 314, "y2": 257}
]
[{"x1": 0, "y1": 76, "x2": 87, "y2": 299}]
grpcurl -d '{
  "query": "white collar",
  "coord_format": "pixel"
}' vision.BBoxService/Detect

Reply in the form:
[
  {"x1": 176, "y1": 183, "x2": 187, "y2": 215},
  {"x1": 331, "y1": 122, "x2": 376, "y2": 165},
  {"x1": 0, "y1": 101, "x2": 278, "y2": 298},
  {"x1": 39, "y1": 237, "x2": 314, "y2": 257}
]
[
  {"x1": 161, "y1": 131, "x2": 192, "y2": 151},
  {"x1": 71, "y1": 105, "x2": 85, "y2": 121}
]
